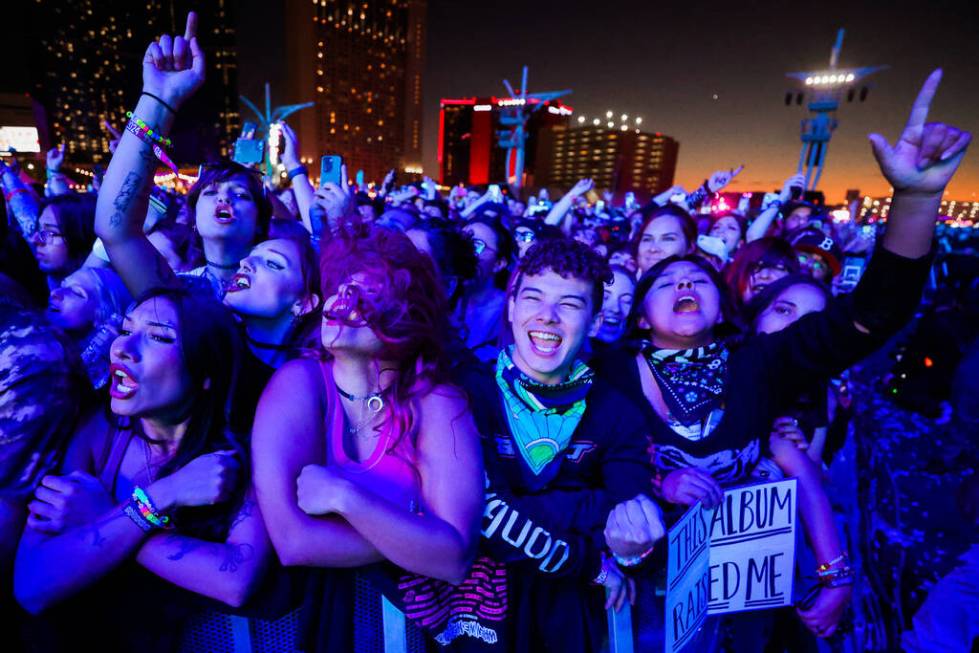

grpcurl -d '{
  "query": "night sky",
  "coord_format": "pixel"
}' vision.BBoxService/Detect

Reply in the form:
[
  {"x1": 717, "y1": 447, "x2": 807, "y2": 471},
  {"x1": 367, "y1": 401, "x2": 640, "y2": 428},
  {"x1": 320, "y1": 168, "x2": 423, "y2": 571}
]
[{"x1": 422, "y1": 0, "x2": 979, "y2": 202}]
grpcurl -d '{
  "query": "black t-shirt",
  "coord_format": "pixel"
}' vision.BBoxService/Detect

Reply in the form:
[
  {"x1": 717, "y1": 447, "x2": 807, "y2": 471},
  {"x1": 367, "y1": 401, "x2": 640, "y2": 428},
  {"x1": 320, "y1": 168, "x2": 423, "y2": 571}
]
[{"x1": 458, "y1": 368, "x2": 653, "y2": 653}]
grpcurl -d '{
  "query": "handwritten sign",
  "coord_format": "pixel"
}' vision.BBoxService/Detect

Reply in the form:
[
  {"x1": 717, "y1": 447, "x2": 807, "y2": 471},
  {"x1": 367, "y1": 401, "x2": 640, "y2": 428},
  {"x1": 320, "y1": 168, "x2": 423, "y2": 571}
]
[
  {"x1": 706, "y1": 478, "x2": 797, "y2": 615},
  {"x1": 665, "y1": 502, "x2": 710, "y2": 653}
]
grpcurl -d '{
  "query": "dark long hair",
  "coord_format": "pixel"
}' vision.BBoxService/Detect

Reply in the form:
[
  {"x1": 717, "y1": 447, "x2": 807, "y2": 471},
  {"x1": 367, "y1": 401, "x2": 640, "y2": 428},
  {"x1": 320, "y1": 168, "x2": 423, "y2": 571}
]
[
  {"x1": 627, "y1": 254, "x2": 738, "y2": 343},
  {"x1": 268, "y1": 219, "x2": 323, "y2": 354},
  {"x1": 745, "y1": 273, "x2": 831, "y2": 333},
  {"x1": 42, "y1": 193, "x2": 98, "y2": 270},
  {"x1": 122, "y1": 286, "x2": 244, "y2": 540}
]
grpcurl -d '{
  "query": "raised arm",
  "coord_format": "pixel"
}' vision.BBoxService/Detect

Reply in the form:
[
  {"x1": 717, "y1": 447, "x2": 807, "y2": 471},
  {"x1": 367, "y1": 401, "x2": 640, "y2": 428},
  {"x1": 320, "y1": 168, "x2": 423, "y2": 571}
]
[
  {"x1": 758, "y1": 70, "x2": 970, "y2": 399},
  {"x1": 0, "y1": 158, "x2": 40, "y2": 238},
  {"x1": 297, "y1": 388, "x2": 484, "y2": 584},
  {"x1": 746, "y1": 173, "x2": 805, "y2": 242},
  {"x1": 252, "y1": 359, "x2": 382, "y2": 568},
  {"x1": 870, "y1": 69, "x2": 970, "y2": 260},
  {"x1": 279, "y1": 121, "x2": 315, "y2": 234},
  {"x1": 94, "y1": 13, "x2": 204, "y2": 296},
  {"x1": 544, "y1": 178, "x2": 592, "y2": 233}
]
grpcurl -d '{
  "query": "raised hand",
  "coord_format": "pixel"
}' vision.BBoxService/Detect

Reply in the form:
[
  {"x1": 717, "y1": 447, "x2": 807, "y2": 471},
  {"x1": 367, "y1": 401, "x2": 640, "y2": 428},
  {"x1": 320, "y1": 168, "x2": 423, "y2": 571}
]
[
  {"x1": 570, "y1": 178, "x2": 594, "y2": 197},
  {"x1": 142, "y1": 12, "x2": 205, "y2": 111},
  {"x1": 869, "y1": 69, "x2": 971, "y2": 195},
  {"x1": 279, "y1": 121, "x2": 301, "y2": 170},
  {"x1": 779, "y1": 173, "x2": 806, "y2": 203},
  {"x1": 707, "y1": 165, "x2": 744, "y2": 193},
  {"x1": 46, "y1": 144, "x2": 65, "y2": 172}
]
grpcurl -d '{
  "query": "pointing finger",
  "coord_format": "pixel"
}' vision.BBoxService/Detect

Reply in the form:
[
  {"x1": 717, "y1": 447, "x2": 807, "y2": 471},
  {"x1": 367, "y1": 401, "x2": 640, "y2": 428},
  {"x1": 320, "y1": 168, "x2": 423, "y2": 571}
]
[
  {"x1": 184, "y1": 11, "x2": 199, "y2": 40},
  {"x1": 904, "y1": 69, "x2": 942, "y2": 133},
  {"x1": 730, "y1": 164, "x2": 745, "y2": 178}
]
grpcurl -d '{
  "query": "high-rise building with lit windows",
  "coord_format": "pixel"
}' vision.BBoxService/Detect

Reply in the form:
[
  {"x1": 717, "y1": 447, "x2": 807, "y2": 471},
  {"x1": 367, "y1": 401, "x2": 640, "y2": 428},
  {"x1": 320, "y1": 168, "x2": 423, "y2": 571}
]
[
  {"x1": 535, "y1": 118, "x2": 679, "y2": 200},
  {"x1": 281, "y1": 0, "x2": 426, "y2": 183},
  {"x1": 437, "y1": 96, "x2": 573, "y2": 187},
  {"x1": 26, "y1": 0, "x2": 241, "y2": 165}
]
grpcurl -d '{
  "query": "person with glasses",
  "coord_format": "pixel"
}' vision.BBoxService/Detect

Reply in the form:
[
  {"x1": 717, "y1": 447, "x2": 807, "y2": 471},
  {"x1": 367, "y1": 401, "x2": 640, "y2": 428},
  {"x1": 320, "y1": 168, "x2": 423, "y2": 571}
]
[
  {"x1": 723, "y1": 237, "x2": 800, "y2": 314},
  {"x1": 459, "y1": 217, "x2": 513, "y2": 362},
  {"x1": 31, "y1": 194, "x2": 98, "y2": 291}
]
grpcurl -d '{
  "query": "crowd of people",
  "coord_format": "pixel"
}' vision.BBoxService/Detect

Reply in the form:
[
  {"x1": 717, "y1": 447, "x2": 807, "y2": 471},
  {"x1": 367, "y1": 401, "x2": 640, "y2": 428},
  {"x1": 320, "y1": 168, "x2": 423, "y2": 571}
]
[{"x1": 0, "y1": 12, "x2": 976, "y2": 653}]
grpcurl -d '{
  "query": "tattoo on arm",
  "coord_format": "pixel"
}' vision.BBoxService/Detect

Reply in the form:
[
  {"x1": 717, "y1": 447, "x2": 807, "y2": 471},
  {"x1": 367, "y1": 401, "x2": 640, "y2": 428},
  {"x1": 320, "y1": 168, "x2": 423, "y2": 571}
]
[
  {"x1": 219, "y1": 543, "x2": 255, "y2": 573},
  {"x1": 229, "y1": 499, "x2": 254, "y2": 532},
  {"x1": 77, "y1": 511, "x2": 126, "y2": 548},
  {"x1": 165, "y1": 535, "x2": 204, "y2": 561},
  {"x1": 109, "y1": 171, "x2": 146, "y2": 228}
]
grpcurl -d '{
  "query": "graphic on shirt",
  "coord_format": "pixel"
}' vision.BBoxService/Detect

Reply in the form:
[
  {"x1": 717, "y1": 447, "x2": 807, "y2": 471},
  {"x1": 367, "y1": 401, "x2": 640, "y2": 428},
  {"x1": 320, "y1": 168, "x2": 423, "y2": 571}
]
[
  {"x1": 398, "y1": 556, "x2": 508, "y2": 646},
  {"x1": 651, "y1": 440, "x2": 761, "y2": 485},
  {"x1": 495, "y1": 347, "x2": 593, "y2": 475}
]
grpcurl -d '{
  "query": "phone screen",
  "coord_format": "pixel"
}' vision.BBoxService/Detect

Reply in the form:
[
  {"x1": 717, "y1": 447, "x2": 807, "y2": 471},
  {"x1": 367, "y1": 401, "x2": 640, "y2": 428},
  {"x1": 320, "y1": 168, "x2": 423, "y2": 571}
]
[
  {"x1": 320, "y1": 155, "x2": 343, "y2": 187},
  {"x1": 233, "y1": 139, "x2": 265, "y2": 165}
]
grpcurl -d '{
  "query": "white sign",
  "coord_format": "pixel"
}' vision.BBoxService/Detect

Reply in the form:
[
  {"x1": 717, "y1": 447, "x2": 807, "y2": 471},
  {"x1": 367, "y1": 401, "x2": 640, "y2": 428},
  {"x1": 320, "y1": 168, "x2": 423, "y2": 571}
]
[
  {"x1": 665, "y1": 502, "x2": 710, "y2": 653},
  {"x1": 0, "y1": 126, "x2": 40, "y2": 153},
  {"x1": 706, "y1": 478, "x2": 797, "y2": 615}
]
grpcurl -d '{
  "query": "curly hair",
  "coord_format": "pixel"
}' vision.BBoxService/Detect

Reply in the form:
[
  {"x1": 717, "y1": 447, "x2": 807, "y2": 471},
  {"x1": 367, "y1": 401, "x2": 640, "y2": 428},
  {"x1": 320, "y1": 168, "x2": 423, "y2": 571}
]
[
  {"x1": 319, "y1": 228, "x2": 451, "y2": 450},
  {"x1": 510, "y1": 238, "x2": 612, "y2": 314}
]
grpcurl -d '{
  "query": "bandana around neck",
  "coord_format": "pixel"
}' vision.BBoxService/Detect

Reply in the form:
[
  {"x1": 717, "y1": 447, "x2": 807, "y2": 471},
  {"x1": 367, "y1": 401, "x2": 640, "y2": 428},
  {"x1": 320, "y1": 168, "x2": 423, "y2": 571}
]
[
  {"x1": 643, "y1": 341, "x2": 728, "y2": 427},
  {"x1": 495, "y1": 346, "x2": 593, "y2": 475}
]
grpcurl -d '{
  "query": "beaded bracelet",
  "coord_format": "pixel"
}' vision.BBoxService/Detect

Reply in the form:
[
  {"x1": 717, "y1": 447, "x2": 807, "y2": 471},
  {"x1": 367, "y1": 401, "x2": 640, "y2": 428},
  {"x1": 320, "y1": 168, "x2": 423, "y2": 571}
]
[
  {"x1": 613, "y1": 545, "x2": 655, "y2": 568},
  {"x1": 123, "y1": 499, "x2": 154, "y2": 532},
  {"x1": 132, "y1": 486, "x2": 172, "y2": 529},
  {"x1": 125, "y1": 111, "x2": 172, "y2": 148}
]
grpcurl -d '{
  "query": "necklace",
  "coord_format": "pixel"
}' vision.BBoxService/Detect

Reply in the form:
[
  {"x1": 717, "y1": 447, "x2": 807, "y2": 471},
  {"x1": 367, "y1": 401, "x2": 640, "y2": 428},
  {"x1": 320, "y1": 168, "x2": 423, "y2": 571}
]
[
  {"x1": 244, "y1": 331, "x2": 292, "y2": 350},
  {"x1": 335, "y1": 380, "x2": 386, "y2": 438},
  {"x1": 206, "y1": 259, "x2": 240, "y2": 271}
]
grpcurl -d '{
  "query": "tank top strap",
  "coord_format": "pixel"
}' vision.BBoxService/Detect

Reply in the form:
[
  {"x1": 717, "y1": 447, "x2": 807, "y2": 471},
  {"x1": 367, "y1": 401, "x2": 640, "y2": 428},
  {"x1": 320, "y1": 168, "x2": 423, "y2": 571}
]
[
  {"x1": 97, "y1": 419, "x2": 136, "y2": 496},
  {"x1": 318, "y1": 361, "x2": 347, "y2": 465}
]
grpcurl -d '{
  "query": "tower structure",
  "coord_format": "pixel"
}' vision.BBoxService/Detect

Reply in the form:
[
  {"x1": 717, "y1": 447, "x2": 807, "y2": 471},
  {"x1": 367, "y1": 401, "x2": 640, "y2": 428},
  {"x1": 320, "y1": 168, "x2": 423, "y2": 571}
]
[{"x1": 785, "y1": 29, "x2": 885, "y2": 190}]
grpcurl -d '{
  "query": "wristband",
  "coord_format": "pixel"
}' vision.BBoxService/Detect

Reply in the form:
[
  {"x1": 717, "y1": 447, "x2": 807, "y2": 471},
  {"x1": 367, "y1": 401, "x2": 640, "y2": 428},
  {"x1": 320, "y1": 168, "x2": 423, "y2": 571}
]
[
  {"x1": 141, "y1": 91, "x2": 177, "y2": 115},
  {"x1": 287, "y1": 165, "x2": 308, "y2": 182},
  {"x1": 132, "y1": 486, "x2": 172, "y2": 529},
  {"x1": 817, "y1": 552, "x2": 848, "y2": 574},
  {"x1": 123, "y1": 499, "x2": 154, "y2": 532},
  {"x1": 613, "y1": 545, "x2": 655, "y2": 568}
]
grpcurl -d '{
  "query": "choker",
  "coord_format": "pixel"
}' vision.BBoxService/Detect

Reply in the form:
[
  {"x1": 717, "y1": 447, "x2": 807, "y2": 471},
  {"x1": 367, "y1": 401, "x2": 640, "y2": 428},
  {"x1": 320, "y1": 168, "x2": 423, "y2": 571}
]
[
  {"x1": 244, "y1": 332, "x2": 291, "y2": 351},
  {"x1": 206, "y1": 259, "x2": 240, "y2": 271},
  {"x1": 334, "y1": 380, "x2": 386, "y2": 413}
]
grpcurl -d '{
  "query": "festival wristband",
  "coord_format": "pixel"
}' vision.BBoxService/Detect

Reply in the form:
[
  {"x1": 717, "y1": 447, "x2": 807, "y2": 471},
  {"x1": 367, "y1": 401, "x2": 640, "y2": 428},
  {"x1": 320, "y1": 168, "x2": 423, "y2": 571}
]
[
  {"x1": 613, "y1": 545, "x2": 655, "y2": 568},
  {"x1": 132, "y1": 486, "x2": 172, "y2": 529},
  {"x1": 593, "y1": 555, "x2": 610, "y2": 586},
  {"x1": 123, "y1": 499, "x2": 154, "y2": 532},
  {"x1": 287, "y1": 165, "x2": 308, "y2": 182}
]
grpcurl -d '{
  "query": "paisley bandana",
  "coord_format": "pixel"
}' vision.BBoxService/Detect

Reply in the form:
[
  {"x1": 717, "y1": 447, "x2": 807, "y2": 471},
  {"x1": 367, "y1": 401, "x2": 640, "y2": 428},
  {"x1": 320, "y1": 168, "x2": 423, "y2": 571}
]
[
  {"x1": 495, "y1": 346, "x2": 593, "y2": 475},
  {"x1": 643, "y1": 341, "x2": 728, "y2": 427}
]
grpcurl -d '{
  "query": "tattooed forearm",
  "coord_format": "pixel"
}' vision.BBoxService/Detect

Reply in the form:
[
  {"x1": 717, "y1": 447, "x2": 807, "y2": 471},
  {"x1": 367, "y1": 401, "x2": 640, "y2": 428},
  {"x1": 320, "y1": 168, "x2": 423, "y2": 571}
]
[
  {"x1": 219, "y1": 543, "x2": 255, "y2": 573},
  {"x1": 76, "y1": 511, "x2": 126, "y2": 548},
  {"x1": 165, "y1": 535, "x2": 204, "y2": 561},
  {"x1": 229, "y1": 499, "x2": 254, "y2": 532},
  {"x1": 109, "y1": 171, "x2": 147, "y2": 228}
]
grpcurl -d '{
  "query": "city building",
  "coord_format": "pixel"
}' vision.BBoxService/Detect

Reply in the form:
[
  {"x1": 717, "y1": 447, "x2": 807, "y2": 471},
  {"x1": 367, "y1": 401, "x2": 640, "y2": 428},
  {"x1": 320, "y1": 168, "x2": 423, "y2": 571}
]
[
  {"x1": 275, "y1": 0, "x2": 426, "y2": 184},
  {"x1": 858, "y1": 195, "x2": 979, "y2": 225},
  {"x1": 437, "y1": 96, "x2": 573, "y2": 187},
  {"x1": 26, "y1": 0, "x2": 241, "y2": 165},
  {"x1": 535, "y1": 114, "x2": 679, "y2": 200}
]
